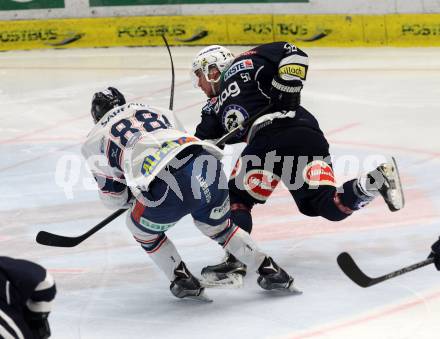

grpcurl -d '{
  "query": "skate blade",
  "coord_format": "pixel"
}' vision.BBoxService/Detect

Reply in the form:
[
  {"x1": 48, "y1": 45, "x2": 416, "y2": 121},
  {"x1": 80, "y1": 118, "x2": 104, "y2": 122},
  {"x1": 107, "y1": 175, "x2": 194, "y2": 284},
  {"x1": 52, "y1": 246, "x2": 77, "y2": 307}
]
[
  {"x1": 182, "y1": 290, "x2": 213, "y2": 303},
  {"x1": 286, "y1": 284, "x2": 303, "y2": 294},
  {"x1": 270, "y1": 285, "x2": 303, "y2": 294},
  {"x1": 200, "y1": 273, "x2": 244, "y2": 289},
  {"x1": 264, "y1": 281, "x2": 303, "y2": 294}
]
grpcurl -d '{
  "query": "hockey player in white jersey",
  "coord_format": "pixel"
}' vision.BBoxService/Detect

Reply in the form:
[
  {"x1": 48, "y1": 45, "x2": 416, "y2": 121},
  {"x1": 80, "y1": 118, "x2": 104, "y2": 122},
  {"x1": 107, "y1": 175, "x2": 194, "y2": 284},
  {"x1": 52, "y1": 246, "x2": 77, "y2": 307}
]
[{"x1": 82, "y1": 87, "x2": 300, "y2": 300}]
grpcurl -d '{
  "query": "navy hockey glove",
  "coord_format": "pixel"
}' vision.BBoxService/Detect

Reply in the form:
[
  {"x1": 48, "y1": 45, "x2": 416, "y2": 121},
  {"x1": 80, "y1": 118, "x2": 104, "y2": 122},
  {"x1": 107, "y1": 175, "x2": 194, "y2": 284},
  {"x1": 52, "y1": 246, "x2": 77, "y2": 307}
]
[
  {"x1": 24, "y1": 310, "x2": 51, "y2": 339},
  {"x1": 269, "y1": 75, "x2": 302, "y2": 112},
  {"x1": 428, "y1": 237, "x2": 440, "y2": 270}
]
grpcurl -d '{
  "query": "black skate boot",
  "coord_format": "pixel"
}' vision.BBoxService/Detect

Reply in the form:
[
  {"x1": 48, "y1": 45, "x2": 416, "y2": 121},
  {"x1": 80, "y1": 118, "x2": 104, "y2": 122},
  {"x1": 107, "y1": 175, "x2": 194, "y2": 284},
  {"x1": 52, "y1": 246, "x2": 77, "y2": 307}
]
[
  {"x1": 200, "y1": 252, "x2": 247, "y2": 287},
  {"x1": 257, "y1": 257, "x2": 301, "y2": 293},
  {"x1": 170, "y1": 262, "x2": 211, "y2": 302},
  {"x1": 366, "y1": 157, "x2": 404, "y2": 212}
]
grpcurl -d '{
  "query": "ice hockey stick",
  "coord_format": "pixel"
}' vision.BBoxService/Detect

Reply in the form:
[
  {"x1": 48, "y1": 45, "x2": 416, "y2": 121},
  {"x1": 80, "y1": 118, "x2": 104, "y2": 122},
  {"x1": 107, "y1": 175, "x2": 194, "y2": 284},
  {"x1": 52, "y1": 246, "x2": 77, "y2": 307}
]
[{"x1": 337, "y1": 252, "x2": 434, "y2": 287}]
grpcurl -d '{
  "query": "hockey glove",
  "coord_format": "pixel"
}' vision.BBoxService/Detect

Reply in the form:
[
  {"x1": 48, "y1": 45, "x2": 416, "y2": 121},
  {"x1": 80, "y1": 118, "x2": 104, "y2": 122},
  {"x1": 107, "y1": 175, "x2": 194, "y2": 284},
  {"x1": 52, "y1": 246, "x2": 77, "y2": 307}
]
[
  {"x1": 24, "y1": 310, "x2": 51, "y2": 339},
  {"x1": 428, "y1": 237, "x2": 440, "y2": 270},
  {"x1": 269, "y1": 74, "x2": 302, "y2": 112}
]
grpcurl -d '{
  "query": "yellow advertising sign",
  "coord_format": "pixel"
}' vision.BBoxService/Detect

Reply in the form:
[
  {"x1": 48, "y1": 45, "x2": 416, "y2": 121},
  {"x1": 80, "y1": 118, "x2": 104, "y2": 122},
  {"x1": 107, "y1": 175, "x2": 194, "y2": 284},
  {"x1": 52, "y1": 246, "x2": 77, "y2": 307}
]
[
  {"x1": 0, "y1": 16, "x2": 227, "y2": 51},
  {"x1": 226, "y1": 14, "x2": 273, "y2": 45},
  {"x1": 274, "y1": 14, "x2": 365, "y2": 47},
  {"x1": 386, "y1": 14, "x2": 440, "y2": 47},
  {"x1": 1, "y1": 13, "x2": 440, "y2": 51}
]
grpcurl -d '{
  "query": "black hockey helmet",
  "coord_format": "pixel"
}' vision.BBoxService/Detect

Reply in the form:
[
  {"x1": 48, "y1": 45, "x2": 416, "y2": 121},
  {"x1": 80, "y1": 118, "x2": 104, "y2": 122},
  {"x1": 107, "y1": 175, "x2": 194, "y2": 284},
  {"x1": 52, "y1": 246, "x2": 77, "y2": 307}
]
[{"x1": 91, "y1": 87, "x2": 126, "y2": 123}]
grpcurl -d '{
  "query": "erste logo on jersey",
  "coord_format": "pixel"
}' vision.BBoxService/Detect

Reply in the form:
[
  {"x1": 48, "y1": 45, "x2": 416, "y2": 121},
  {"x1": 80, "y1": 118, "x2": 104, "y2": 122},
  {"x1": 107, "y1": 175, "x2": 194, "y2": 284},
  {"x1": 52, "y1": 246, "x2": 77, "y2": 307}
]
[
  {"x1": 279, "y1": 64, "x2": 307, "y2": 80},
  {"x1": 223, "y1": 59, "x2": 254, "y2": 81},
  {"x1": 244, "y1": 170, "x2": 280, "y2": 201},
  {"x1": 302, "y1": 160, "x2": 336, "y2": 187},
  {"x1": 222, "y1": 104, "x2": 249, "y2": 137}
]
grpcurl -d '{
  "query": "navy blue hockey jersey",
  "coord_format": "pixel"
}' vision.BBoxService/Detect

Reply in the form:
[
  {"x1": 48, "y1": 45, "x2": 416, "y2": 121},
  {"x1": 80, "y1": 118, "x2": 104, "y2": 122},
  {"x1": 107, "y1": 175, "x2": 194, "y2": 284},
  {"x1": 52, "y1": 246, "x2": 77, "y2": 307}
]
[{"x1": 195, "y1": 41, "x2": 311, "y2": 143}]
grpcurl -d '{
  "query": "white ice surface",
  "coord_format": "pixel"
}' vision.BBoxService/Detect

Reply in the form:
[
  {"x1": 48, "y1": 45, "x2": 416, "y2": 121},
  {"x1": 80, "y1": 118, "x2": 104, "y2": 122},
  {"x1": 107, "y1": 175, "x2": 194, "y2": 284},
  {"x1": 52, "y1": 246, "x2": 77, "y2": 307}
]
[{"x1": 1, "y1": 46, "x2": 440, "y2": 339}]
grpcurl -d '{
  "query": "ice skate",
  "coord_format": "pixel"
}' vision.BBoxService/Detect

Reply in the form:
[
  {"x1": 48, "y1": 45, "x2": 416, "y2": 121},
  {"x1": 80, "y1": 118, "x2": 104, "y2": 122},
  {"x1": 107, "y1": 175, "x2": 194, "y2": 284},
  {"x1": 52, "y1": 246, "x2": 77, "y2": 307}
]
[
  {"x1": 367, "y1": 157, "x2": 404, "y2": 211},
  {"x1": 170, "y1": 262, "x2": 212, "y2": 302},
  {"x1": 201, "y1": 252, "x2": 246, "y2": 288},
  {"x1": 257, "y1": 257, "x2": 302, "y2": 294}
]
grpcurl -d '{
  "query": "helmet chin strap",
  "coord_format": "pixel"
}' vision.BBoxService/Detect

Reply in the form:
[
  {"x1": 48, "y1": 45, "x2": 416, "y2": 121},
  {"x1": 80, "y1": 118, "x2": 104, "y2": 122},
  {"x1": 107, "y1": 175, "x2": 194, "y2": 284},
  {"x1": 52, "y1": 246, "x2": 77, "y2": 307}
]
[{"x1": 210, "y1": 81, "x2": 219, "y2": 96}]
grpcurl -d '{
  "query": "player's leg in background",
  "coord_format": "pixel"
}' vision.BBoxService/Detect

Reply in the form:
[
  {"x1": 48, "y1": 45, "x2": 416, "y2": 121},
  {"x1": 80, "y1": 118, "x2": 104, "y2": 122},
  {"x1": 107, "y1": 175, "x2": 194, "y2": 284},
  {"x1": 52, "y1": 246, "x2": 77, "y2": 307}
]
[
  {"x1": 281, "y1": 127, "x2": 404, "y2": 221},
  {"x1": 277, "y1": 126, "x2": 359, "y2": 221}
]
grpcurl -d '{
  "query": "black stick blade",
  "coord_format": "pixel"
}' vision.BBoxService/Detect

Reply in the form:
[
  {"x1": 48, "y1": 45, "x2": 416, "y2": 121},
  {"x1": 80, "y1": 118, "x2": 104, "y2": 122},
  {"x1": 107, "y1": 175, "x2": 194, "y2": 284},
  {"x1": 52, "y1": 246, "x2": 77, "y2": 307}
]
[
  {"x1": 36, "y1": 231, "x2": 83, "y2": 247},
  {"x1": 337, "y1": 252, "x2": 374, "y2": 288},
  {"x1": 36, "y1": 209, "x2": 127, "y2": 248},
  {"x1": 338, "y1": 252, "x2": 435, "y2": 288}
]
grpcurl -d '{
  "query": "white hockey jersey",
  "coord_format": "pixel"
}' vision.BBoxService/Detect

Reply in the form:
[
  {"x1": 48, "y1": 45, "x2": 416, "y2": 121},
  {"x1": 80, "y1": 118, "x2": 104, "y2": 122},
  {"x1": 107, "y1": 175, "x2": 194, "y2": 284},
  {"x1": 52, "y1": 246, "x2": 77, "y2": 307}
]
[{"x1": 81, "y1": 102, "x2": 223, "y2": 209}]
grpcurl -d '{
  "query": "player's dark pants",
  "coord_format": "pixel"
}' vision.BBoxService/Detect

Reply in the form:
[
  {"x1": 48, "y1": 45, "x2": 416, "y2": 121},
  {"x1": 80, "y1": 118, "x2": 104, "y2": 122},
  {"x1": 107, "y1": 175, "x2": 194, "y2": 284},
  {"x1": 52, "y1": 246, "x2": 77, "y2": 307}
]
[
  {"x1": 1, "y1": 269, "x2": 33, "y2": 339},
  {"x1": 229, "y1": 107, "x2": 362, "y2": 233},
  {"x1": 0, "y1": 303, "x2": 34, "y2": 339}
]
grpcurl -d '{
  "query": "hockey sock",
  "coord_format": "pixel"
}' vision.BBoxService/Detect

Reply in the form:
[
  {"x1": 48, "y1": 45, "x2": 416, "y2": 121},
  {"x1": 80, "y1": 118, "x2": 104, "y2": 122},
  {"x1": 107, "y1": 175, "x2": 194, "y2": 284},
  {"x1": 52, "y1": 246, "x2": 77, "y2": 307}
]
[
  {"x1": 338, "y1": 178, "x2": 376, "y2": 211},
  {"x1": 223, "y1": 227, "x2": 266, "y2": 269},
  {"x1": 230, "y1": 203, "x2": 253, "y2": 233},
  {"x1": 357, "y1": 174, "x2": 380, "y2": 197}
]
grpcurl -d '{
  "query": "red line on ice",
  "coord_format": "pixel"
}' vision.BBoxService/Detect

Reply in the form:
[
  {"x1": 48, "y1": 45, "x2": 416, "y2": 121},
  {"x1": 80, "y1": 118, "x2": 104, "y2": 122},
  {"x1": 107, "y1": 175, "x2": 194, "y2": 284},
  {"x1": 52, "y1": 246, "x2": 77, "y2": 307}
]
[{"x1": 286, "y1": 289, "x2": 440, "y2": 339}]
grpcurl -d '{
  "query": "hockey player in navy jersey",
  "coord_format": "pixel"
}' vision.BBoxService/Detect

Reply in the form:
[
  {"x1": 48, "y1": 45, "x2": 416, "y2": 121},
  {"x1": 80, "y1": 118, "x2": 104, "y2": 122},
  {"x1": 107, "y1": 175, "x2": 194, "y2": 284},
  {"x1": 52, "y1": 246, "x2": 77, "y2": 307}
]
[
  {"x1": 191, "y1": 43, "x2": 405, "y2": 283},
  {"x1": 0, "y1": 256, "x2": 56, "y2": 339},
  {"x1": 82, "y1": 87, "x2": 301, "y2": 300}
]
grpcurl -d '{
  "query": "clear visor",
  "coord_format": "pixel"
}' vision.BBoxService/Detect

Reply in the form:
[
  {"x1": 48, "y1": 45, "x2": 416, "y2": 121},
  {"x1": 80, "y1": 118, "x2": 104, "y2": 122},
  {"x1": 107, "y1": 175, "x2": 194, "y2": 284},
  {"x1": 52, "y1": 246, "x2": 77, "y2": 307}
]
[{"x1": 191, "y1": 65, "x2": 222, "y2": 88}]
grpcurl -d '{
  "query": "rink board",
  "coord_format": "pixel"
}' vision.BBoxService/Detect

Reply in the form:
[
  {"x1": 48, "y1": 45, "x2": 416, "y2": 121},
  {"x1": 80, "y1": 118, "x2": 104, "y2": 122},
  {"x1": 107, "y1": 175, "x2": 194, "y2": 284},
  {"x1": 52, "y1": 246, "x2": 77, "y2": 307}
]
[{"x1": 1, "y1": 13, "x2": 440, "y2": 51}]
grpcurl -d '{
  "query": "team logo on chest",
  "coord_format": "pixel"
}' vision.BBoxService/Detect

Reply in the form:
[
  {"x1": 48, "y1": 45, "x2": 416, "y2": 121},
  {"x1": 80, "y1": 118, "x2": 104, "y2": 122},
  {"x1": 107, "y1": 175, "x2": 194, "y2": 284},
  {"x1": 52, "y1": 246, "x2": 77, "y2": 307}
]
[{"x1": 222, "y1": 104, "x2": 249, "y2": 137}]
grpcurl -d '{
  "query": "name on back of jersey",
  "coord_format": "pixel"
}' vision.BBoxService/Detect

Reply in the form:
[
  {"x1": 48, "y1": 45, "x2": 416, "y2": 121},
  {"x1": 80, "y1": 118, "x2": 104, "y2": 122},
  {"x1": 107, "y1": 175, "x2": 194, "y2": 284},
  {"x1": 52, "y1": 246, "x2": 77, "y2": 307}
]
[{"x1": 100, "y1": 103, "x2": 144, "y2": 127}]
